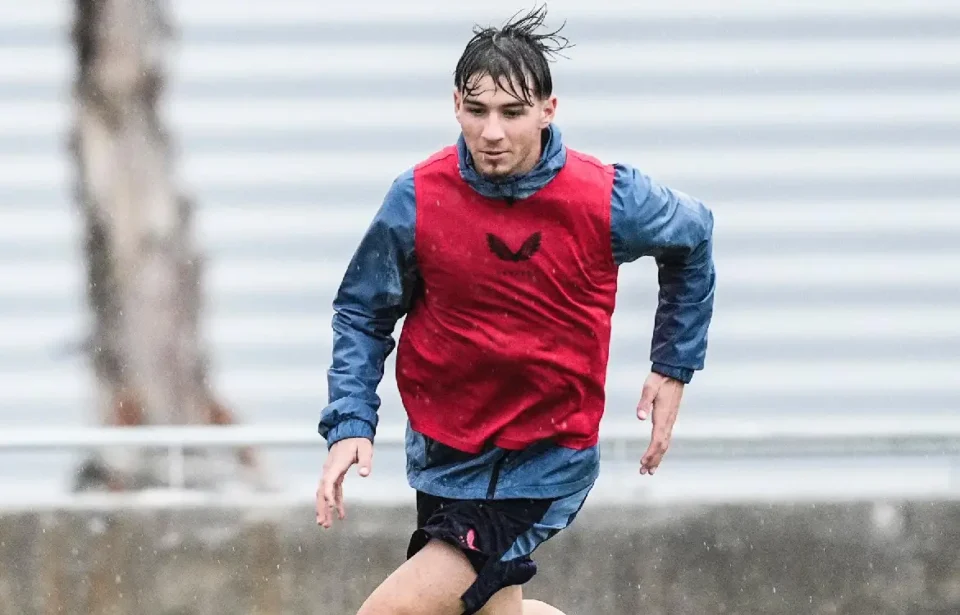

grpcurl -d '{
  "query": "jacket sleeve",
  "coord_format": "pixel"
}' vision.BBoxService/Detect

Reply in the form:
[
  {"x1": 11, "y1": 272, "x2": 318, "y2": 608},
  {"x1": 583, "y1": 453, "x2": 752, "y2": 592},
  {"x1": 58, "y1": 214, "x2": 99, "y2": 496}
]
[
  {"x1": 318, "y1": 169, "x2": 419, "y2": 448},
  {"x1": 610, "y1": 163, "x2": 716, "y2": 384}
]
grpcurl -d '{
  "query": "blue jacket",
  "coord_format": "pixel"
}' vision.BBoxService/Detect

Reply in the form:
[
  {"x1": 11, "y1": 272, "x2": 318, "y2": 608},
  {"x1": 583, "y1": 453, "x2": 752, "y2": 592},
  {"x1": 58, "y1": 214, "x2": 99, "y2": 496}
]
[{"x1": 319, "y1": 124, "x2": 716, "y2": 500}]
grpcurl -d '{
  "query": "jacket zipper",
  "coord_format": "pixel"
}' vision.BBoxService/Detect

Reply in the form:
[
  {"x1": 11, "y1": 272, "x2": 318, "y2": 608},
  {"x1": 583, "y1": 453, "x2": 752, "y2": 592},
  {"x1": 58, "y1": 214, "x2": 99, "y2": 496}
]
[{"x1": 486, "y1": 451, "x2": 511, "y2": 498}]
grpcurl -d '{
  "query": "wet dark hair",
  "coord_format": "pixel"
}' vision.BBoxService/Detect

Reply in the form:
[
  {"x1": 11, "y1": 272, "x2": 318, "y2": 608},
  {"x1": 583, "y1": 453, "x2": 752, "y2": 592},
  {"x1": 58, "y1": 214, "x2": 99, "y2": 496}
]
[{"x1": 454, "y1": 4, "x2": 573, "y2": 105}]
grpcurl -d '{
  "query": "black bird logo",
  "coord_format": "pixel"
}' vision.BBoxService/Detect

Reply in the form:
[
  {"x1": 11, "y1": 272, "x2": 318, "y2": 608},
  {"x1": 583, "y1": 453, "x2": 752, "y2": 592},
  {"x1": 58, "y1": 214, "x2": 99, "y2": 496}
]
[{"x1": 486, "y1": 232, "x2": 542, "y2": 262}]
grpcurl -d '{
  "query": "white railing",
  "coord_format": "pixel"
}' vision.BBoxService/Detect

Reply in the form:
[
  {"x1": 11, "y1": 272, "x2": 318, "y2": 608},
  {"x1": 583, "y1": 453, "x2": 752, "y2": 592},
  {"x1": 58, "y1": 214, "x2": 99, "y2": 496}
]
[{"x1": 3, "y1": 415, "x2": 960, "y2": 491}]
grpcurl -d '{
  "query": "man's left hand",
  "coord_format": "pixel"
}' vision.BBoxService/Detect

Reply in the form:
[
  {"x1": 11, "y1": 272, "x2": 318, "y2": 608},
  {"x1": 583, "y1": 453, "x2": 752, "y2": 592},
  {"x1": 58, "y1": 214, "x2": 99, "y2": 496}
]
[{"x1": 636, "y1": 371, "x2": 685, "y2": 475}]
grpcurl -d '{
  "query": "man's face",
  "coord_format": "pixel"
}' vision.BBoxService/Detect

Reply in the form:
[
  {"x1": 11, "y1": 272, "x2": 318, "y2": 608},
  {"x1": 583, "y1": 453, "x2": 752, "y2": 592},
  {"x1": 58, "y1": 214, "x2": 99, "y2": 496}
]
[{"x1": 453, "y1": 73, "x2": 557, "y2": 179}]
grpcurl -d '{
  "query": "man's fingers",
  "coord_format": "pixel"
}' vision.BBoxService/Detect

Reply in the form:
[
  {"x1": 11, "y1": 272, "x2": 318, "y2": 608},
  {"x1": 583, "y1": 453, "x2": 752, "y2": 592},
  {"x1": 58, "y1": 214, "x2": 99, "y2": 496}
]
[
  {"x1": 320, "y1": 460, "x2": 349, "y2": 528},
  {"x1": 356, "y1": 439, "x2": 374, "y2": 477},
  {"x1": 316, "y1": 462, "x2": 334, "y2": 527},
  {"x1": 316, "y1": 483, "x2": 331, "y2": 527},
  {"x1": 640, "y1": 451, "x2": 661, "y2": 475},
  {"x1": 640, "y1": 432, "x2": 671, "y2": 475},
  {"x1": 315, "y1": 439, "x2": 374, "y2": 528},
  {"x1": 640, "y1": 445, "x2": 659, "y2": 475},
  {"x1": 335, "y1": 479, "x2": 346, "y2": 520},
  {"x1": 321, "y1": 476, "x2": 338, "y2": 528},
  {"x1": 323, "y1": 468, "x2": 341, "y2": 506},
  {"x1": 315, "y1": 486, "x2": 325, "y2": 525}
]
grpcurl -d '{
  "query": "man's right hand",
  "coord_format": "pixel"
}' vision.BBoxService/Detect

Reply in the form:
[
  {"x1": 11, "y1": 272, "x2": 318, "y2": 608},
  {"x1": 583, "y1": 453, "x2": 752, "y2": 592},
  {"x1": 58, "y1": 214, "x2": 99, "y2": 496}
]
[{"x1": 316, "y1": 437, "x2": 374, "y2": 529}]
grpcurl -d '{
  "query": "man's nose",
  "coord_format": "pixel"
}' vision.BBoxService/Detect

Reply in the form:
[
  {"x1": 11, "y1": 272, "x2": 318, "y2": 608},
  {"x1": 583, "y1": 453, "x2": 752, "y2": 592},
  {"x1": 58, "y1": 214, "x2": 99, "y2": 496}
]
[{"x1": 481, "y1": 117, "x2": 505, "y2": 142}]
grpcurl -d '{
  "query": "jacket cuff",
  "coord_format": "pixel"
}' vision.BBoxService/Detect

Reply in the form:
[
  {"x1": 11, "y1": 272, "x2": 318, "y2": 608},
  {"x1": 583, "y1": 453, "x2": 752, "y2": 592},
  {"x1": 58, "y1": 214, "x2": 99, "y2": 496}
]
[
  {"x1": 651, "y1": 362, "x2": 694, "y2": 384},
  {"x1": 320, "y1": 418, "x2": 376, "y2": 450}
]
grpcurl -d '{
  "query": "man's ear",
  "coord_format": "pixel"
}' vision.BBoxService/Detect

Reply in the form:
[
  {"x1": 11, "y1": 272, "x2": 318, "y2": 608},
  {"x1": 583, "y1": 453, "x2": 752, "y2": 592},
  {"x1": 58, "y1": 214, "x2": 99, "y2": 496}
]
[
  {"x1": 453, "y1": 88, "x2": 463, "y2": 117},
  {"x1": 540, "y1": 95, "x2": 557, "y2": 128}
]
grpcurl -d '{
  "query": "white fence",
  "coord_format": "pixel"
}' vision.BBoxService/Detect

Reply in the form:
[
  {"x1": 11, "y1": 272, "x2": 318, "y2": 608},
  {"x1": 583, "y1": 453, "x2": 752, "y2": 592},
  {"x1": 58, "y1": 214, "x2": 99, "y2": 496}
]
[{"x1": 2, "y1": 417, "x2": 959, "y2": 510}]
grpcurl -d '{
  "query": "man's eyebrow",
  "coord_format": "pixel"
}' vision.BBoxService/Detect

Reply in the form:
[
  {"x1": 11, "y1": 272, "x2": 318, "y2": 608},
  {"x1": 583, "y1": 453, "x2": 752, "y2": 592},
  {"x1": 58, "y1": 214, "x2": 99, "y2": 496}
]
[{"x1": 463, "y1": 99, "x2": 528, "y2": 110}]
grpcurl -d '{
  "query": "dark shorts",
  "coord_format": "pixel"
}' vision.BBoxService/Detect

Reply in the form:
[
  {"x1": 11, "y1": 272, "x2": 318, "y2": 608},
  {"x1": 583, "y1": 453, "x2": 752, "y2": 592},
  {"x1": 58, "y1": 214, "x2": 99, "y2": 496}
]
[{"x1": 406, "y1": 485, "x2": 592, "y2": 614}]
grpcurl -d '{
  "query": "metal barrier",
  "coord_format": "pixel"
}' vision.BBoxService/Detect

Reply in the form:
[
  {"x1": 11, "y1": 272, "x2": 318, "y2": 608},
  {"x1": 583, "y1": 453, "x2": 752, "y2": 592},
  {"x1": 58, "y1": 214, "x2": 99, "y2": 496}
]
[{"x1": 3, "y1": 415, "x2": 960, "y2": 490}]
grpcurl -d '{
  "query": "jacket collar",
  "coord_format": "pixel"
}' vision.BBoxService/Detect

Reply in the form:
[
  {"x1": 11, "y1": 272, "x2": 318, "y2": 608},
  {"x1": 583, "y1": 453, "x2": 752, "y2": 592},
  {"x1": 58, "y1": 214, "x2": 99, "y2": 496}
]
[{"x1": 455, "y1": 123, "x2": 567, "y2": 201}]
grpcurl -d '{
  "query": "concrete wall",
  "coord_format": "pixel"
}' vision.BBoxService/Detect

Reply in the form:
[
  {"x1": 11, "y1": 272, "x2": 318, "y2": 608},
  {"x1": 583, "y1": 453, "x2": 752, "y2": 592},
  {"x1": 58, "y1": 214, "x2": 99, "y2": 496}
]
[{"x1": 1, "y1": 499, "x2": 958, "y2": 615}]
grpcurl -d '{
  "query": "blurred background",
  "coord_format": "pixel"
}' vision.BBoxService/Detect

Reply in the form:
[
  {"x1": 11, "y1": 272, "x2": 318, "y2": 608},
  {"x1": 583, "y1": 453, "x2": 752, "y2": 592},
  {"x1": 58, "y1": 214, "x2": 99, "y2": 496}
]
[
  {"x1": 2, "y1": 1, "x2": 960, "y2": 613},
  {"x1": 2, "y1": 0, "x2": 959, "y2": 514}
]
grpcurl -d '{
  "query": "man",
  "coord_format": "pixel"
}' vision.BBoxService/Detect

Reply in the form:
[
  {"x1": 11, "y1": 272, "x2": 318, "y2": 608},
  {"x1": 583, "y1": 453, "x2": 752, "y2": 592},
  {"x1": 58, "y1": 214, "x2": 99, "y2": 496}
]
[{"x1": 316, "y1": 6, "x2": 716, "y2": 615}]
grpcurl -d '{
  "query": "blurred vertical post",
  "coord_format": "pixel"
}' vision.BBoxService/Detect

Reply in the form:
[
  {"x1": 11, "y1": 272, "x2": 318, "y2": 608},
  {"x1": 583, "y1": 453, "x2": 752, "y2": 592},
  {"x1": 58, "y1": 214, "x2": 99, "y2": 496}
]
[{"x1": 68, "y1": 0, "x2": 257, "y2": 491}]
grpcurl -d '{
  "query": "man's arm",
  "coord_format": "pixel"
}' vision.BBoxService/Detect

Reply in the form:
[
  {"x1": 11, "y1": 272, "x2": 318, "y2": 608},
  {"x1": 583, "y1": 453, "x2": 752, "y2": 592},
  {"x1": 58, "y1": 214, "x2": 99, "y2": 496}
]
[
  {"x1": 610, "y1": 163, "x2": 716, "y2": 383},
  {"x1": 318, "y1": 169, "x2": 419, "y2": 448}
]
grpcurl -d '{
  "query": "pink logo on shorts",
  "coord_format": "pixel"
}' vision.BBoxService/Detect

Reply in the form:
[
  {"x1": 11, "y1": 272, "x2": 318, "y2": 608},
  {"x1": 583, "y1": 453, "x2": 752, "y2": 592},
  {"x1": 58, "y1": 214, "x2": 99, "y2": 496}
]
[{"x1": 463, "y1": 528, "x2": 478, "y2": 551}]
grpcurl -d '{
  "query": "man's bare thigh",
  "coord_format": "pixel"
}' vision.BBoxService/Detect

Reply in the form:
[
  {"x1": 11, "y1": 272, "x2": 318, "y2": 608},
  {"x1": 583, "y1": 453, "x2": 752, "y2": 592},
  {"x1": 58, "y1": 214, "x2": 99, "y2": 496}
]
[{"x1": 357, "y1": 539, "x2": 523, "y2": 615}]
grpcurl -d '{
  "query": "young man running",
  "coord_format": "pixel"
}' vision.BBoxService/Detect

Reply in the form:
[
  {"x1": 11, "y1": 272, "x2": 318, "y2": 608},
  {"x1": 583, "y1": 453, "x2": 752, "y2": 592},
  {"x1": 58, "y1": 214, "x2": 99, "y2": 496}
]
[{"x1": 316, "y1": 6, "x2": 716, "y2": 614}]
